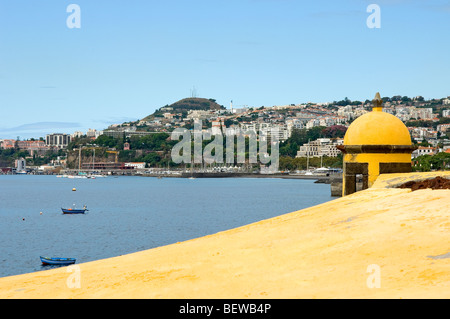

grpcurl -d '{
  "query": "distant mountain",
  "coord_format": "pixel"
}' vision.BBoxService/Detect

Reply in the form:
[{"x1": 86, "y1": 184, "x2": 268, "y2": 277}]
[{"x1": 142, "y1": 98, "x2": 225, "y2": 121}]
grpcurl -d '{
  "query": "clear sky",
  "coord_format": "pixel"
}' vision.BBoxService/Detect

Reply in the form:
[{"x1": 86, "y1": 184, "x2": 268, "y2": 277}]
[{"x1": 1, "y1": 0, "x2": 449, "y2": 139}]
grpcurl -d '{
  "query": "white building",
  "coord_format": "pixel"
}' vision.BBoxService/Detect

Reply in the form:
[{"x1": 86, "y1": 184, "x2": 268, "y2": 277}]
[
  {"x1": 223, "y1": 125, "x2": 240, "y2": 137},
  {"x1": 86, "y1": 128, "x2": 103, "y2": 138},
  {"x1": 411, "y1": 146, "x2": 436, "y2": 159},
  {"x1": 319, "y1": 117, "x2": 336, "y2": 127},
  {"x1": 296, "y1": 138, "x2": 343, "y2": 158},
  {"x1": 71, "y1": 131, "x2": 84, "y2": 139},
  {"x1": 46, "y1": 133, "x2": 71, "y2": 149},
  {"x1": 186, "y1": 110, "x2": 215, "y2": 120},
  {"x1": 124, "y1": 162, "x2": 146, "y2": 169},
  {"x1": 240, "y1": 123, "x2": 289, "y2": 142},
  {"x1": 231, "y1": 108, "x2": 249, "y2": 114},
  {"x1": 305, "y1": 119, "x2": 320, "y2": 129},
  {"x1": 337, "y1": 105, "x2": 354, "y2": 121},
  {"x1": 395, "y1": 107, "x2": 412, "y2": 122},
  {"x1": 437, "y1": 124, "x2": 450, "y2": 133},
  {"x1": 15, "y1": 157, "x2": 26, "y2": 173},
  {"x1": 354, "y1": 108, "x2": 369, "y2": 118},
  {"x1": 286, "y1": 119, "x2": 304, "y2": 136},
  {"x1": 411, "y1": 108, "x2": 434, "y2": 120},
  {"x1": 211, "y1": 120, "x2": 223, "y2": 135}
]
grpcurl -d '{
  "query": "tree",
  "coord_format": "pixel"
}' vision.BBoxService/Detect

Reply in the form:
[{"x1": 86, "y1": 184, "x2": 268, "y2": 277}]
[
  {"x1": 142, "y1": 152, "x2": 161, "y2": 166},
  {"x1": 322, "y1": 125, "x2": 347, "y2": 138},
  {"x1": 224, "y1": 119, "x2": 234, "y2": 127},
  {"x1": 307, "y1": 126, "x2": 325, "y2": 141},
  {"x1": 334, "y1": 97, "x2": 352, "y2": 106},
  {"x1": 401, "y1": 96, "x2": 411, "y2": 103},
  {"x1": 413, "y1": 152, "x2": 450, "y2": 171},
  {"x1": 95, "y1": 135, "x2": 120, "y2": 148}
]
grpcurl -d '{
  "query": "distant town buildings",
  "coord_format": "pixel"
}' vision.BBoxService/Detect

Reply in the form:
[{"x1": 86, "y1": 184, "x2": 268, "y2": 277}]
[
  {"x1": 437, "y1": 124, "x2": 450, "y2": 133},
  {"x1": 240, "y1": 122, "x2": 290, "y2": 142},
  {"x1": 186, "y1": 110, "x2": 215, "y2": 120},
  {"x1": 86, "y1": 128, "x2": 102, "y2": 139},
  {"x1": 1, "y1": 94, "x2": 450, "y2": 172},
  {"x1": 102, "y1": 130, "x2": 159, "y2": 139},
  {"x1": 0, "y1": 139, "x2": 49, "y2": 154},
  {"x1": 411, "y1": 108, "x2": 434, "y2": 120},
  {"x1": 0, "y1": 139, "x2": 15, "y2": 149},
  {"x1": 17, "y1": 140, "x2": 49, "y2": 155}
]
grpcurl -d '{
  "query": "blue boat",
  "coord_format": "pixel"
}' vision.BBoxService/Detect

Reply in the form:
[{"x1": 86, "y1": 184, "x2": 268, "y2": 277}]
[
  {"x1": 61, "y1": 206, "x2": 88, "y2": 214},
  {"x1": 40, "y1": 256, "x2": 76, "y2": 265}
]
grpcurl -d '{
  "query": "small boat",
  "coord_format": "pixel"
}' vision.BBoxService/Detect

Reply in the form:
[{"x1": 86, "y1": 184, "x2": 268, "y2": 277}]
[
  {"x1": 61, "y1": 206, "x2": 88, "y2": 214},
  {"x1": 40, "y1": 256, "x2": 76, "y2": 265}
]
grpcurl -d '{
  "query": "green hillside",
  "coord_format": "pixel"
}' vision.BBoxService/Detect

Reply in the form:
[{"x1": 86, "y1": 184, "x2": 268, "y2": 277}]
[{"x1": 143, "y1": 98, "x2": 225, "y2": 121}]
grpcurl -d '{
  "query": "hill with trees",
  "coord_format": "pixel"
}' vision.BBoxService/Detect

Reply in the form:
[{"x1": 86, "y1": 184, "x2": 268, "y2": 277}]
[{"x1": 142, "y1": 98, "x2": 225, "y2": 121}]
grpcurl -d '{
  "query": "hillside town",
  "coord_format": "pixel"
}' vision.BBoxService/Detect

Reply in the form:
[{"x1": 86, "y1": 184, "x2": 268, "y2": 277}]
[{"x1": 1, "y1": 95, "x2": 450, "y2": 175}]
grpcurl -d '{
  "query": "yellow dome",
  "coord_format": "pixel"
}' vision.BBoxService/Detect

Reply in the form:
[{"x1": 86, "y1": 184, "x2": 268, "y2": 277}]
[{"x1": 344, "y1": 108, "x2": 412, "y2": 146}]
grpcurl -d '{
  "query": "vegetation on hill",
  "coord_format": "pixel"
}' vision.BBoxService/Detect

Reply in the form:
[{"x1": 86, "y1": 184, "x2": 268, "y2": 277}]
[
  {"x1": 143, "y1": 98, "x2": 225, "y2": 121},
  {"x1": 412, "y1": 152, "x2": 450, "y2": 172},
  {"x1": 0, "y1": 147, "x2": 65, "y2": 168},
  {"x1": 65, "y1": 133, "x2": 177, "y2": 168}
]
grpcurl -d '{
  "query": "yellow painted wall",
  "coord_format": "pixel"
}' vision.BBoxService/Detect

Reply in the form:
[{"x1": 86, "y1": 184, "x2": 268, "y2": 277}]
[{"x1": 343, "y1": 153, "x2": 412, "y2": 195}]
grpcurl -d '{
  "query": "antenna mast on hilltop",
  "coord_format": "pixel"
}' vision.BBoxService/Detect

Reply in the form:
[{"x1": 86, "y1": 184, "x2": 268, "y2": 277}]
[{"x1": 190, "y1": 86, "x2": 198, "y2": 98}]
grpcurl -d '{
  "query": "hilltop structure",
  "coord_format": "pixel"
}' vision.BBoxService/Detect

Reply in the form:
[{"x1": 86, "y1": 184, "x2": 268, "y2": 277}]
[{"x1": 337, "y1": 93, "x2": 416, "y2": 196}]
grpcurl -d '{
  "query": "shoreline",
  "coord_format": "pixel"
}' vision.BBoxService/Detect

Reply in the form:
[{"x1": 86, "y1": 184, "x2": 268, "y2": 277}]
[{"x1": 1, "y1": 171, "x2": 342, "y2": 182}]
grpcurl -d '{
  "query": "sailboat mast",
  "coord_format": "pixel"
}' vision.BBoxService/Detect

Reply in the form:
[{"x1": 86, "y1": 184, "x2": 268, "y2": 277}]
[
  {"x1": 306, "y1": 139, "x2": 310, "y2": 171},
  {"x1": 78, "y1": 147, "x2": 81, "y2": 172}
]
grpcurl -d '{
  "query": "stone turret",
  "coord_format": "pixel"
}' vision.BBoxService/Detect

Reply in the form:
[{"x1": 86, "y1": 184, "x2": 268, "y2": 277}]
[{"x1": 337, "y1": 92, "x2": 416, "y2": 196}]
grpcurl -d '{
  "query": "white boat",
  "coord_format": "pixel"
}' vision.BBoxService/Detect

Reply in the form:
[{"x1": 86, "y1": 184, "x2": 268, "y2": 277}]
[{"x1": 67, "y1": 175, "x2": 87, "y2": 179}]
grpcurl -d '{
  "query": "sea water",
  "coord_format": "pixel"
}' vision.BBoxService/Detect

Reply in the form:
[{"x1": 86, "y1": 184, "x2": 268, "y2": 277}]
[{"x1": 0, "y1": 175, "x2": 332, "y2": 278}]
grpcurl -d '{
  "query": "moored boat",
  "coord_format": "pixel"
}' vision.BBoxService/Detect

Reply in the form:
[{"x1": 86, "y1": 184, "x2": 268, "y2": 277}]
[
  {"x1": 61, "y1": 206, "x2": 88, "y2": 214},
  {"x1": 40, "y1": 256, "x2": 76, "y2": 265}
]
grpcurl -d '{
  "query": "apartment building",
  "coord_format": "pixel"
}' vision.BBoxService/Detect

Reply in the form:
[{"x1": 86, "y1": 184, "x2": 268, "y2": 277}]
[
  {"x1": 296, "y1": 138, "x2": 343, "y2": 158},
  {"x1": 45, "y1": 133, "x2": 71, "y2": 149}
]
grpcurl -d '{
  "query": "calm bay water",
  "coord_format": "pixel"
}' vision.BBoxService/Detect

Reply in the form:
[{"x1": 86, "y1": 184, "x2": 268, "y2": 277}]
[{"x1": 0, "y1": 175, "x2": 332, "y2": 278}]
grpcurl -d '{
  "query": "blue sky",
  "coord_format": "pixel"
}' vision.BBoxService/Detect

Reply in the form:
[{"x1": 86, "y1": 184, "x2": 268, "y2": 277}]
[{"x1": 1, "y1": 0, "x2": 449, "y2": 139}]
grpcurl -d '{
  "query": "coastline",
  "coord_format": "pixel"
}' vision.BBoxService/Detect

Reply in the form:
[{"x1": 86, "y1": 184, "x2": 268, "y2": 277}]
[{"x1": 0, "y1": 171, "x2": 448, "y2": 298}]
